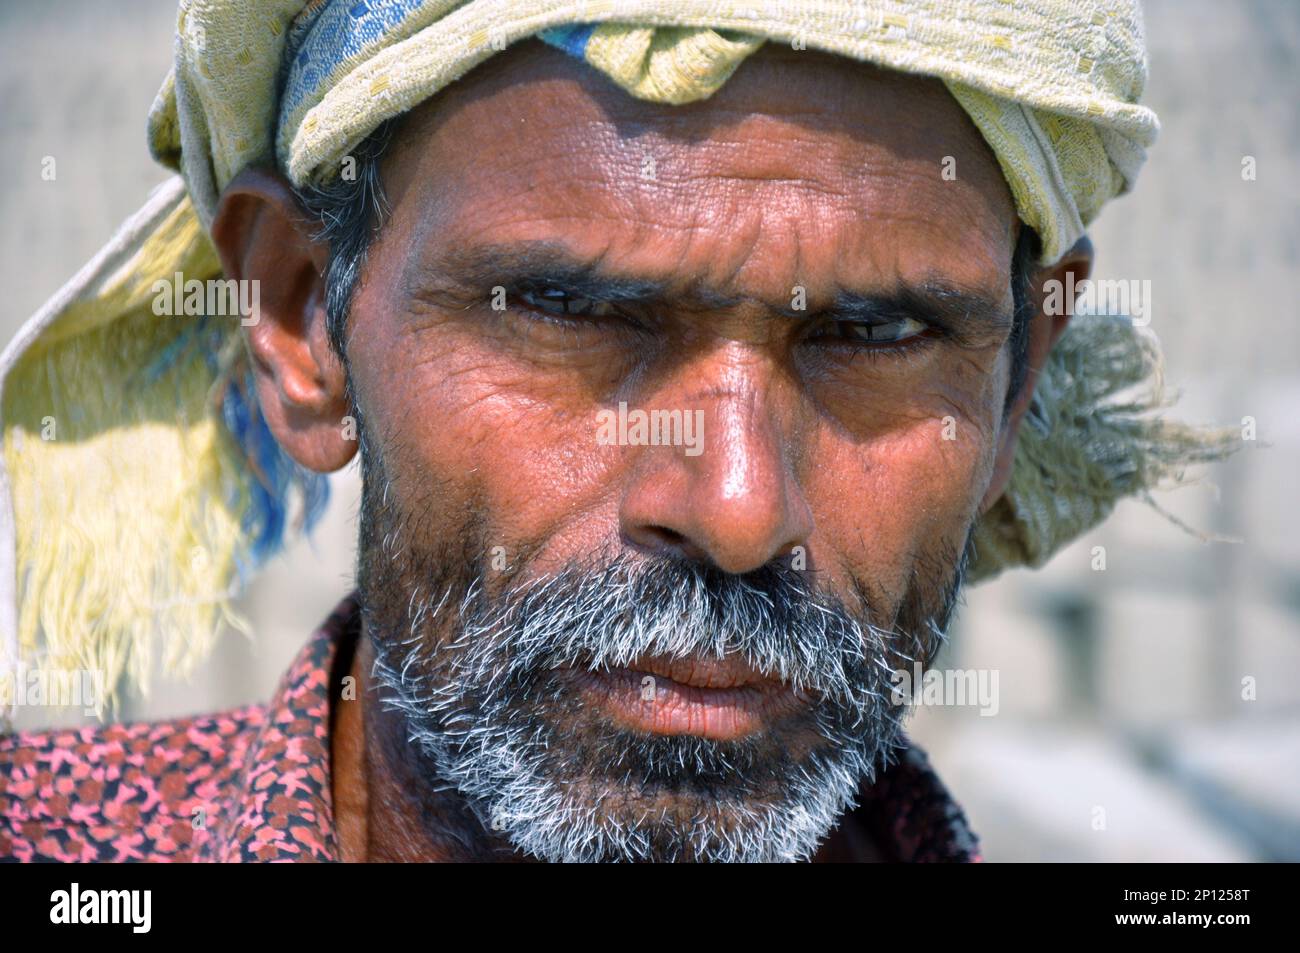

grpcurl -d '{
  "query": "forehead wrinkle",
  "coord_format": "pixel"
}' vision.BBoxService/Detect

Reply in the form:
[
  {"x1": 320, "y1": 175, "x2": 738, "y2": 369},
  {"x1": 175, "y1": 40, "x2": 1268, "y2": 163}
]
[
  {"x1": 395, "y1": 42, "x2": 1011, "y2": 215},
  {"x1": 385, "y1": 43, "x2": 1018, "y2": 327}
]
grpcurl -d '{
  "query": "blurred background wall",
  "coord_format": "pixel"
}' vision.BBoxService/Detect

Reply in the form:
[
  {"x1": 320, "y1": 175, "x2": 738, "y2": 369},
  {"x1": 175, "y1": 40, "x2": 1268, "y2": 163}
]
[{"x1": 2, "y1": 0, "x2": 1296, "y2": 860}]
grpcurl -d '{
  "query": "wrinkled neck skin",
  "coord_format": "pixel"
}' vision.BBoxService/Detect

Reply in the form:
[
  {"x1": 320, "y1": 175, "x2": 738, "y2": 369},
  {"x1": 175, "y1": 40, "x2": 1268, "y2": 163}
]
[{"x1": 330, "y1": 629, "x2": 883, "y2": 862}]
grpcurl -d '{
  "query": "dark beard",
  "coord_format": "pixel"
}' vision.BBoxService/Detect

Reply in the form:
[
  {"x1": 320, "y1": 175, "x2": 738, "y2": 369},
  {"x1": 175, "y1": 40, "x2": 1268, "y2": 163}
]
[{"x1": 355, "y1": 434, "x2": 970, "y2": 862}]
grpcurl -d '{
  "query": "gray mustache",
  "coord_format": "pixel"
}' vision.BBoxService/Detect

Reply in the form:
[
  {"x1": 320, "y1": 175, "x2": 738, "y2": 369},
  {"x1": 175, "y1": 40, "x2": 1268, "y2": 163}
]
[{"x1": 432, "y1": 555, "x2": 916, "y2": 720}]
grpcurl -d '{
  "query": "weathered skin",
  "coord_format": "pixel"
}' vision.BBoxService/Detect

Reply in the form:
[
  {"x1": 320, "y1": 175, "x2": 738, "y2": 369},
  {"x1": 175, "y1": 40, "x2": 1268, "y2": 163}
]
[{"x1": 211, "y1": 40, "x2": 1089, "y2": 861}]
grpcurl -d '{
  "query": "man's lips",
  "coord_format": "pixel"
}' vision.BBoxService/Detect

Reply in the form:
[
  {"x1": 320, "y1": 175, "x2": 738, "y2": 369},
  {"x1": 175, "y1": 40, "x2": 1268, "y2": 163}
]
[{"x1": 566, "y1": 655, "x2": 806, "y2": 741}]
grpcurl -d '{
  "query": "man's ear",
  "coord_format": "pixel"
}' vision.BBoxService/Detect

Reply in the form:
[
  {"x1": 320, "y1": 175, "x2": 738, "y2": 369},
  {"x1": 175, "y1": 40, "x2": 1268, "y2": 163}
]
[
  {"x1": 210, "y1": 167, "x2": 357, "y2": 473},
  {"x1": 980, "y1": 233, "x2": 1094, "y2": 512}
]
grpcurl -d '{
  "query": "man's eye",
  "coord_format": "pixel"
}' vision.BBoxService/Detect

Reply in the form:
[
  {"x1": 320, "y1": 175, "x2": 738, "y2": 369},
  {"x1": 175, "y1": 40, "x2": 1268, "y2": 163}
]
[
  {"x1": 518, "y1": 288, "x2": 616, "y2": 318},
  {"x1": 825, "y1": 316, "x2": 929, "y2": 345}
]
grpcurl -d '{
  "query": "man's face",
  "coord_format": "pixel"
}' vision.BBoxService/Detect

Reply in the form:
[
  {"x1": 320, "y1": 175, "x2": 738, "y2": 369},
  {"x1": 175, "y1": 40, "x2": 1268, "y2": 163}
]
[{"x1": 331, "y1": 42, "x2": 1019, "y2": 861}]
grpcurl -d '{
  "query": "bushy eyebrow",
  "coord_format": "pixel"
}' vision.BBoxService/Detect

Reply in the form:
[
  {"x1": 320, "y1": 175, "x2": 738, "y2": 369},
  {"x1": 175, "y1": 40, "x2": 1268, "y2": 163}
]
[
  {"x1": 406, "y1": 239, "x2": 1013, "y2": 337},
  {"x1": 820, "y1": 284, "x2": 1014, "y2": 343},
  {"x1": 406, "y1": 241, "x2": 670, "y2": 303}
]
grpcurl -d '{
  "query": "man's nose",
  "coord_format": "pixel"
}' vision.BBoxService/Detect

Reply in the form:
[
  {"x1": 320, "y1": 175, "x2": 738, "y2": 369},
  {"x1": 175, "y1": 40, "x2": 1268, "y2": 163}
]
[{"x1": 617, "y1": 377, "x2": 813, "y2": 576}]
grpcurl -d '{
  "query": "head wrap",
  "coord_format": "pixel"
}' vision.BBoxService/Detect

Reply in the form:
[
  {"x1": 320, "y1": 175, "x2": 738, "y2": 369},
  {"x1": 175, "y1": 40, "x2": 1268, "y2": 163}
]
[{"x1": 0, "y1": 0, "x2": 1234, "y2": 715}]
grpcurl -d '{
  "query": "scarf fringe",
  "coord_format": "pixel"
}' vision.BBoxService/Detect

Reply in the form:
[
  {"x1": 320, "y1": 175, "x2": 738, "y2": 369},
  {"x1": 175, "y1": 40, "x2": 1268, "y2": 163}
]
[{"x1": 969, "y1": 312, "x2": 1240, "y2": 581}]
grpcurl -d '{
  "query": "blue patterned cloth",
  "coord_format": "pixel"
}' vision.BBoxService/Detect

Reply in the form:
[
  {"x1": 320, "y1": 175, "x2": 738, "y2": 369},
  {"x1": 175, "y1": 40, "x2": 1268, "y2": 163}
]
[{"x1": 281, "y1": 0, "x2": 427, "y2": 124}]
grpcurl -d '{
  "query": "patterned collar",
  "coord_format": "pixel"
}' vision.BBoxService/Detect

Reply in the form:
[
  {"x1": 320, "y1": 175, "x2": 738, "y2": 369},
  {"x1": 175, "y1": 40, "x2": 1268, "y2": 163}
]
[{"x1": 1, "y1": 594, "x2": 980, "y2": 863}]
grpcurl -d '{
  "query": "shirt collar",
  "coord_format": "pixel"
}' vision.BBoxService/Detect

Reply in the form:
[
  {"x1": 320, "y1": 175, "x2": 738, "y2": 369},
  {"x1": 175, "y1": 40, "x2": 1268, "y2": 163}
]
[{"x1": 197, "y1": 597, "x2": 357, "y2": 861}]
